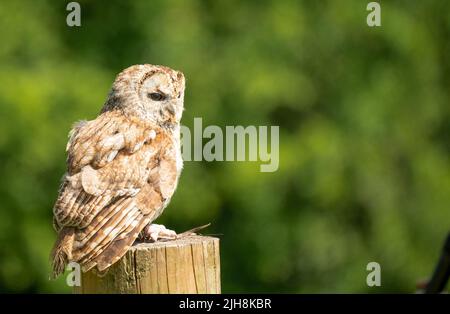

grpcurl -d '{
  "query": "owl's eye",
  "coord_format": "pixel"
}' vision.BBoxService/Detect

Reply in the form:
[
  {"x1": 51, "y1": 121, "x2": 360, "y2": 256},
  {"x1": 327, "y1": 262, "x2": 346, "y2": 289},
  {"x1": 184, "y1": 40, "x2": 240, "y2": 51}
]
[{"x1": 148, "y1": 92, "x2": 166, "y2": 101}]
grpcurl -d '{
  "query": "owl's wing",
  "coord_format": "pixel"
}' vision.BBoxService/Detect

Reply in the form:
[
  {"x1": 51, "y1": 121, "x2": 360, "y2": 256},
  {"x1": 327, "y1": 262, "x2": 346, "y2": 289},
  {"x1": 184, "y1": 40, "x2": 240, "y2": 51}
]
[
  {"x1": 54, "y1": 111, "x2": 157, "y2": 228},
  {"x1": 52, "y1": 110, "x2": 179, "y2": 272},
  {"x1": 77, "y1": 156, "x2": 178, "y2": 272}
]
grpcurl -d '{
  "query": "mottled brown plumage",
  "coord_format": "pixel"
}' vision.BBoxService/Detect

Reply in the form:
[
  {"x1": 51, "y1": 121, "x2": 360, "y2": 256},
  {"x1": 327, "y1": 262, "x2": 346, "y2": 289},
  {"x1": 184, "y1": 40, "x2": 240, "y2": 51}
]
[{"x1": 51, "y1": 64, "x2": 185, "y2": 278}]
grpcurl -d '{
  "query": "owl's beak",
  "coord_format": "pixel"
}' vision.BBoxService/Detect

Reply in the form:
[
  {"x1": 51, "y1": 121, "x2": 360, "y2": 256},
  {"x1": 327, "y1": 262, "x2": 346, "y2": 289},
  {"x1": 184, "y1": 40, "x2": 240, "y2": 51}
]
[{"x1": 166, "y1": 103, "x2": 176, "y2": 116}]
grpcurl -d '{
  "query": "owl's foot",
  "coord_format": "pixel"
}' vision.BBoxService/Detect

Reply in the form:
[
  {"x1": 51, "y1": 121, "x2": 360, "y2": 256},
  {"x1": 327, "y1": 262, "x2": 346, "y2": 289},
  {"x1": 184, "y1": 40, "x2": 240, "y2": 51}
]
[{"x1": 140, "y1": 223, "x2": 177, "y2": 242}]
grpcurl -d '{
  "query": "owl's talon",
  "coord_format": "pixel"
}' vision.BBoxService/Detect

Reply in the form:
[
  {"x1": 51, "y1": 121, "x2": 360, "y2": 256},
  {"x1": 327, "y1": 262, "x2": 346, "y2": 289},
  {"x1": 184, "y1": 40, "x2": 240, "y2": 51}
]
[{"x1": 141, "y1": 223, "x2": 177, "y2": 242}]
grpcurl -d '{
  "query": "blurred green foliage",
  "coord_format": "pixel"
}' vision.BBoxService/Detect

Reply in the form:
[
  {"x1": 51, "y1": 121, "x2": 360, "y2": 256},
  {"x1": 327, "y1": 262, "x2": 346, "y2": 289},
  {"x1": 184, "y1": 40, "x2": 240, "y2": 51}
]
[{"x1": 0, "y1": 0, "x2": 449, "y2": 293}]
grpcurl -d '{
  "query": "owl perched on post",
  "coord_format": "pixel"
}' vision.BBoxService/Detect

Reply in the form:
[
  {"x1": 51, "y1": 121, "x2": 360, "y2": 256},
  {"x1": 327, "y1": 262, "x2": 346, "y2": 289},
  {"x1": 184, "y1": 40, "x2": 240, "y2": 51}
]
[{"x1": 51, "y1": 64, "x2": 185, "y2": 278}]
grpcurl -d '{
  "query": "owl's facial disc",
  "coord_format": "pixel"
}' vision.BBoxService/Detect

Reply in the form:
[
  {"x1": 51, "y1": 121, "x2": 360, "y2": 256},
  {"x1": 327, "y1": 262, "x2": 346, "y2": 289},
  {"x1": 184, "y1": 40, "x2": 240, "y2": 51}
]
[{"x1": 138, "y1": 71, "x2": 184, "y2": 126}]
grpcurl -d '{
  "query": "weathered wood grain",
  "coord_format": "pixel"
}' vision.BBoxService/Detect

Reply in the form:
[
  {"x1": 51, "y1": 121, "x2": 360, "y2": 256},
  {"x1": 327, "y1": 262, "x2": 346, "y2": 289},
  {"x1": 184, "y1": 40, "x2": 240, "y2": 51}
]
[{"x1": 73, "y1": 236, "x2": 220, "y2": 294}]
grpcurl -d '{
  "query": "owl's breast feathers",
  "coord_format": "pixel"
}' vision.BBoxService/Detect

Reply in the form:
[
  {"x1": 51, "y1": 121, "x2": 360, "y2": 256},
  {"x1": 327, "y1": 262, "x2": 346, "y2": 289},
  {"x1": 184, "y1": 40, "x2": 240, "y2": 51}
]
[{"x1": 51, "y1": 110, "x2": 180, "y2": 277}]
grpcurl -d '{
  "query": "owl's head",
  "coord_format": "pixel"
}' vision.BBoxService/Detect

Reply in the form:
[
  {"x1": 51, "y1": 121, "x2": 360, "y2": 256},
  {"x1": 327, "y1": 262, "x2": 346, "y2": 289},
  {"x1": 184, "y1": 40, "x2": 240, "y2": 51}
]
[{"x1": 103, "y1": 64, "x2": 185, "y2": 129}]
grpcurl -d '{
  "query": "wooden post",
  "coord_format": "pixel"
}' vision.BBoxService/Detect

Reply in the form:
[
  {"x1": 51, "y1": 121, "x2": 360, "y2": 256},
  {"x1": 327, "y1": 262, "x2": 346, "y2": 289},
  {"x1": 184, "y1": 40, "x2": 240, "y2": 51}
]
[{"x1": 73, "y1": 235, "x2": 220, "y2": 294}]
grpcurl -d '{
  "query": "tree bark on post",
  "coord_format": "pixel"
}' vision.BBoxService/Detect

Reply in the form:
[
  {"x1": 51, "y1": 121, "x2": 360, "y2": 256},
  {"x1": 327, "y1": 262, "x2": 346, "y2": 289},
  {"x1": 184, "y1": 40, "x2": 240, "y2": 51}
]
[{"x1": 73, "y1": 236, "x2": 220, "y2": 294}]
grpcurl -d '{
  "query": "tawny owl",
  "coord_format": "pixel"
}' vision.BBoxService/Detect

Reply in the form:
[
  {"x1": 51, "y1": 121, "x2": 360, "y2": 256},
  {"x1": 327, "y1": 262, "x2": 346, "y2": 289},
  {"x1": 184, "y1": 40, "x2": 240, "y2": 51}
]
[{"x1": 51, "y1": 64, "x2": 185, "y2": 278}]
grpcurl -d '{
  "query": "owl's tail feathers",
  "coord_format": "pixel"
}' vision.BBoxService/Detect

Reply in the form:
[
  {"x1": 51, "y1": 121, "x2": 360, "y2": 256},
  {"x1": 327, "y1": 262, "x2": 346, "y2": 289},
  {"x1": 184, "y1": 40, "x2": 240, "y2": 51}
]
[{"x1": 50, "y1": 227, "x2": 75, "y2": 279}]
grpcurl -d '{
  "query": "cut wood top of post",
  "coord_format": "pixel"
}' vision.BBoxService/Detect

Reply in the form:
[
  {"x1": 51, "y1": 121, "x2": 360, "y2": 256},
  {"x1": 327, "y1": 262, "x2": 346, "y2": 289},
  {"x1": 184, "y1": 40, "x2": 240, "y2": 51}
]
[{"x1": 132, "y1": 235, "x2": 218, "y2": 250}]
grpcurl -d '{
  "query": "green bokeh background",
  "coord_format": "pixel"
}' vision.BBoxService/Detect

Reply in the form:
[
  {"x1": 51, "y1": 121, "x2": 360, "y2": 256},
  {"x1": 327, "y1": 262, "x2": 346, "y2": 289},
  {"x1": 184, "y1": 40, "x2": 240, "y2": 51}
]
[{"x1": 0, "y1": 0, "x2": 449, "y2": 293}]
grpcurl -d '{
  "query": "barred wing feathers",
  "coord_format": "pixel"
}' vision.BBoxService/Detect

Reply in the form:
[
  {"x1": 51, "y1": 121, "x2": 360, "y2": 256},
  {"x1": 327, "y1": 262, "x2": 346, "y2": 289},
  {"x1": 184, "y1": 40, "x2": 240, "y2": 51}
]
[{"x1": 51, "y1": 110, "x2": 179, "y2": 277}]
